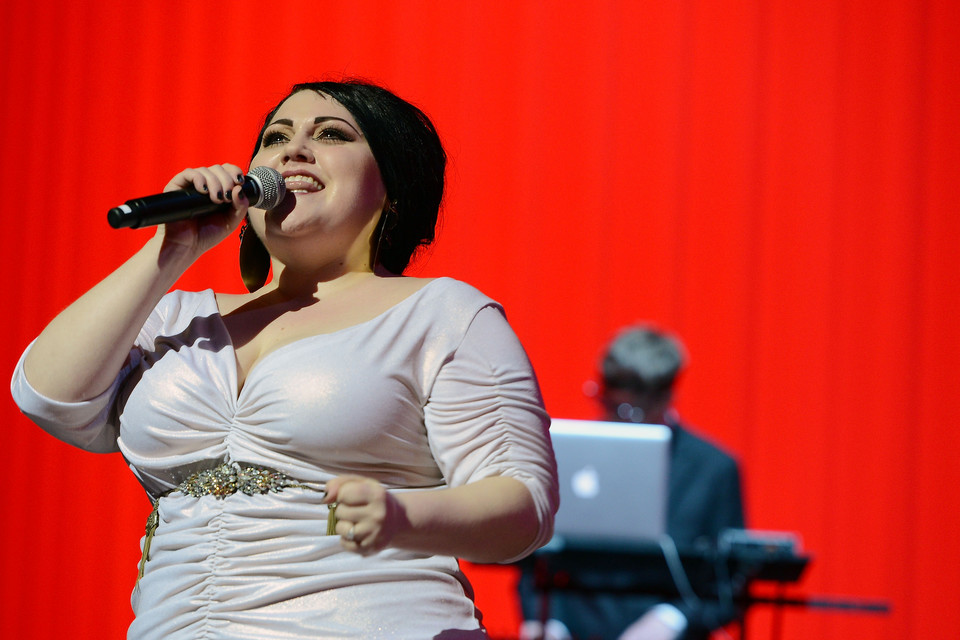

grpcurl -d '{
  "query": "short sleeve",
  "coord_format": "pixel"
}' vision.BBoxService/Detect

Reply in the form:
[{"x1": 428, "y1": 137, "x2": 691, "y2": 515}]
[
  {"x1": 10, "y1": 341, "x2": 124, "y2": 453},
  {"x1": 423, "y1": 305, "x2": 559, "y2": 561},
  {"x1": 9, "y1": 293, "x2": 174, "y2": 454}
]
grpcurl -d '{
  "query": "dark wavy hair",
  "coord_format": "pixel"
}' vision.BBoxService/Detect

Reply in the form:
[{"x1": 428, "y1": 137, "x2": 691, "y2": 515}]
[{"x1": 240, "y1": 79, "x2": 446, "y2": 290}]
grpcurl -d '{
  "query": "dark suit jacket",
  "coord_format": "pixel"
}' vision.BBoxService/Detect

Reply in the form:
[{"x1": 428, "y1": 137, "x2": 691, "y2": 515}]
[{"x1": 519, "y1": 421, "x2": 745, "y2": 640}]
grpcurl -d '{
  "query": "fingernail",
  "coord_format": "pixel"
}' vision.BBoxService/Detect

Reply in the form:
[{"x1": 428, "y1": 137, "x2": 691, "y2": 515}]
[
  {"x1": 201, "y1": 185, "x2": 209, "y2": 193},
  {"x1": 236, "y1": 174, "x2": 244, "y2": 184},
  {"x1": 217, "y1": 191, "x2": 224, "y2": 200}
]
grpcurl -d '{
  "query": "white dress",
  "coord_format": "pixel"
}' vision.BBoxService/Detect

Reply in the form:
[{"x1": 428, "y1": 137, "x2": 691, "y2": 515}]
[{"x1": 11, "y1": 277, "x2": 558, "y2": 640}]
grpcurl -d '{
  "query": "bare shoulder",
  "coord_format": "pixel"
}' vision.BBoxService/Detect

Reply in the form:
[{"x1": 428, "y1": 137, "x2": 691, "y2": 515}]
[
  {"x1": 214, "y1": 291, "x2": 258, "y2": 316},
  {"x1": 380, "y1": 275, "x2": 437, "y2": 293},
  {"x1": 370, "y1": 275, "x2": 438, "y2": 305}
]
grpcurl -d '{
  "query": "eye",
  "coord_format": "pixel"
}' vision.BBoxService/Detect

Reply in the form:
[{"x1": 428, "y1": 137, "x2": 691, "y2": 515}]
[
  {"x1": 315, "y1": 126, "x2": 352, "y2": 143},
  {"x1": 262, "y1": 130, "x2": 289, "y2": 147}
]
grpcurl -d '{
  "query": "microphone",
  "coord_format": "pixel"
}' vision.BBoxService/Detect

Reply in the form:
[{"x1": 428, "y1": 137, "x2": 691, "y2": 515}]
[{"x1": 107, "y1": 166, "x2": 286, "y2": 229}]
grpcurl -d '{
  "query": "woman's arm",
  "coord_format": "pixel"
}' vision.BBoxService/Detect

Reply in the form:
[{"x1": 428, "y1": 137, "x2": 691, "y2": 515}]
[
  {"x1": 326, "y1": 302, "x2": 558, "y2": 563},
  {"x1": 326, "y1": 474, "x2": 541, "y2": 563},
  {"x1": 22, "y1": 164, "x2": 248, "y2": 402}
]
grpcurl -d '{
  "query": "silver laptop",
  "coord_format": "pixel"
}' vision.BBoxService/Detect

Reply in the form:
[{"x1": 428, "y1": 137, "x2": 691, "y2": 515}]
[{"x1": 545, "y1": 418, "x2": 671, "y2": 551}]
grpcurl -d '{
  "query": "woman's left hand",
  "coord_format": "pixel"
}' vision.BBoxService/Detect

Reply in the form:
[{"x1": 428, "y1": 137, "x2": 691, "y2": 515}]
[{"x1": 323, "y1": 475, "x2": 409, "y2": 555}]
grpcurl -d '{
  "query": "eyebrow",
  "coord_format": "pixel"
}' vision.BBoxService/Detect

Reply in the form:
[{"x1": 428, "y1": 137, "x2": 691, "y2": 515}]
[{"x1": 267, "y1": 116, "x2": 362, "y2": 136}]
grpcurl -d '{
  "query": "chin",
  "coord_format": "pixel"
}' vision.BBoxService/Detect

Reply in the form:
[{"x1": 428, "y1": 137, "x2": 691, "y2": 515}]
[
  {"x1": 266, "y1": 222, "x2": 318, "y2": 239},
  {"x1": 265, "y1": 192, "x2": 299, "y2": 219}
]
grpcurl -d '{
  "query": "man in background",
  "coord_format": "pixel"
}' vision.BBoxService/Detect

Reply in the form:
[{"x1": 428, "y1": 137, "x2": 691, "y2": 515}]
[{"x1": 519, "y1": 324, "x2": 746, "y2": 640}]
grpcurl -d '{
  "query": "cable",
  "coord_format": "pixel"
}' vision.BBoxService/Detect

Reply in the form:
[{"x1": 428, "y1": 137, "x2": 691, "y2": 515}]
[
  {"x1": 659, "y1": 535, "x2": 700, "y2": 608},
  {"x1": 659, "y1": 535, "x2": 737, "y2": 640},
  {"x1": 714, "y1": 534, "x2": 742, "y2": 640}
]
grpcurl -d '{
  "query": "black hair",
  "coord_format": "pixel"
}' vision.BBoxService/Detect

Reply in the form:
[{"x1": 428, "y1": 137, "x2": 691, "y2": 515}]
[{"x1": 247, "y1": 79, "x2": 446, "y2": 278}]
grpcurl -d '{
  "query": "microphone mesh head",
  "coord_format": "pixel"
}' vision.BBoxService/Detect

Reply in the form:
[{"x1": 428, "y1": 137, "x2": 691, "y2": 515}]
[{"x1": 248, "y1": 166, "x2": 286, "y2": 209}]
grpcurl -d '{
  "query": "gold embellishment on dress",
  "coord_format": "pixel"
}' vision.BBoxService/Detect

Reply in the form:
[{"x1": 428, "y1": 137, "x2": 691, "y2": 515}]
[
  {"x1": 326, "y1": 502, "x2": 339, "y2": 536},
  {"x1": 136, "y1": 463, "x2": 320, "y2": 584},
  {"x1": 178, "y1": 463, "x2": 314, "y2": 498},
  {"x1": 137, "y1": 499, "x2": 161, "y2": 582}
]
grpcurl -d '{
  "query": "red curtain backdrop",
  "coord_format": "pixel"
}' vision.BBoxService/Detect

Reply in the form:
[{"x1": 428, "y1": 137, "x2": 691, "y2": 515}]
[{"x1": 2, "y1": 2, "x2": 957, "y2": 638}]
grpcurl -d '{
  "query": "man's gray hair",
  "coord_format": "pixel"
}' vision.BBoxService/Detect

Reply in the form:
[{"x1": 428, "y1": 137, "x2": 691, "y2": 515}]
[{"x1": 601, "y1": 325, "x2": 687, "y2": 399}]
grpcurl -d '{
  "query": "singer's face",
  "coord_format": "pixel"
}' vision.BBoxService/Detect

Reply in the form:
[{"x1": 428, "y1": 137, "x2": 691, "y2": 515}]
[{"x1": 248, "y1": 90, "x2": 387, "y2": 267}]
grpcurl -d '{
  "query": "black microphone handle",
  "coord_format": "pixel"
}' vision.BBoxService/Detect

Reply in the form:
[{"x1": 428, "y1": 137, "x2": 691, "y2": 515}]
[
  {"x1": 107, "y1": 167, "x2": 284, "y2": 229},
  {"x1": 107, "y1": 189, "x2": 232, "y2": 229}
]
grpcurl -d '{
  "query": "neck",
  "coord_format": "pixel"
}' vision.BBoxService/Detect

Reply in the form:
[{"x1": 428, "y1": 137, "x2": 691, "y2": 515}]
[{"x1": 266, "y1": 261, "x2": 377, "y2": 300}]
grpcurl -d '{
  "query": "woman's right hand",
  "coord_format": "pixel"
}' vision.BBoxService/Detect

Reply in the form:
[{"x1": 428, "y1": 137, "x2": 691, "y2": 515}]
[
  {"x1": 156, "y1": 163, "x2": 250, "y2": 256},
  {"x1": 22, "y1": 163, "x2": 252, "y2": 403}
]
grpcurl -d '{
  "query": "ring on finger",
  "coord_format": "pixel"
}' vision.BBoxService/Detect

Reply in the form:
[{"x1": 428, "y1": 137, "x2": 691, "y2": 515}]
[{"x1": 345, "y1": 525, "x2": 356, "y2": 542}]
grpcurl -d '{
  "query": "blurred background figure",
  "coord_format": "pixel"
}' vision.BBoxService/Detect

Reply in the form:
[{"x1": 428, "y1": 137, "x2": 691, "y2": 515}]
[{"x1": 519, "y1": 324, "x2": 746, "y2": 640}]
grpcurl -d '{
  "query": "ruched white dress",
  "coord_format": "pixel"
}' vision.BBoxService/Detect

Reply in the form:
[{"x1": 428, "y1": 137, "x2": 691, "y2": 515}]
[{"x1": 11, "y1": 277, "x2": 558, "y2": 640}]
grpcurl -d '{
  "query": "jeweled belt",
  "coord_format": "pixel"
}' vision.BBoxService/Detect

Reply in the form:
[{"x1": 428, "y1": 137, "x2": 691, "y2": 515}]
[{"x1": 137, "y1": 462, "x2": 333, "y2": 583}]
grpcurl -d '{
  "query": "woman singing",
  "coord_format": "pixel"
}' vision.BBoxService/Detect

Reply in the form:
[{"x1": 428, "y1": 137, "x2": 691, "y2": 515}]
[{"x1": 12, "y1": 79, "x2": 558, "y2": 639}]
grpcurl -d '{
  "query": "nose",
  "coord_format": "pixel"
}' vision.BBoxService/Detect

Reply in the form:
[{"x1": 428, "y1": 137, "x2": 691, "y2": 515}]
[{"x1": 282, "y1": 132, "x2": 315, "y2": 163}]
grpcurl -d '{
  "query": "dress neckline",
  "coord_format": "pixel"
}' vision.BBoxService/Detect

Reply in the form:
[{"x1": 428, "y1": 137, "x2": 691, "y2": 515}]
[{"x1": 207, "y1": 277, "x2": 446, "y2": 397}]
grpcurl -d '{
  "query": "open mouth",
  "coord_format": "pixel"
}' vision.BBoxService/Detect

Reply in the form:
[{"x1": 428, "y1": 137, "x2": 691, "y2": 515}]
[{"x1": 283, "y1": 174, "x2": 323, "y2": 193}]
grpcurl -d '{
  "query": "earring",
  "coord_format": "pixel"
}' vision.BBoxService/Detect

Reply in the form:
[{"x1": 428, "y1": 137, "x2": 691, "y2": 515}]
[
  {"x1": 238, "y1": 216, "x2": 270, "y2": 292},
  {"x1": 372, "y1": 200, "x2": 399, "y2": 270},
  {"x1": 384, "y1": 200, "x2": 399, "y2": 231}
]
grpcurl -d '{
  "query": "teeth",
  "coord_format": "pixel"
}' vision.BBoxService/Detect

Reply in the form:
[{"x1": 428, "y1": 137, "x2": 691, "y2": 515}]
[{"x1": 284, "y1": 175, "x2": 320, "y2": 188}]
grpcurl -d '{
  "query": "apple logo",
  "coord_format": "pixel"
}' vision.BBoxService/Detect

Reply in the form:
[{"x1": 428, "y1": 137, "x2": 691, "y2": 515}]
[{"x1": 571, "y1": 465, "x2": 600, "y2": 499}]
